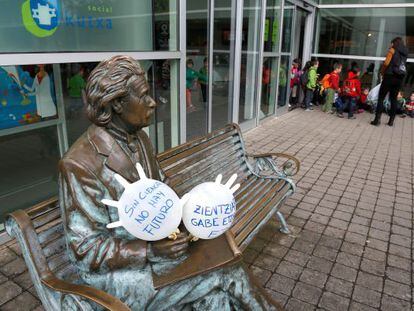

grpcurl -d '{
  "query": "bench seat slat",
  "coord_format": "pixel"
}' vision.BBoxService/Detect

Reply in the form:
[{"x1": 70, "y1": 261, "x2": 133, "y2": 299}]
[
  {"x1": 235, "y1": 185, "x2": 291, "y2": 248},
  {"x1": 232, "y1": 180, "x2": 285, "y2": 233}
]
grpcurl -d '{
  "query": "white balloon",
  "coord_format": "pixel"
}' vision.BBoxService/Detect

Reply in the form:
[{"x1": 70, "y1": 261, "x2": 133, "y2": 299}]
[
  {"x1": 103, "y1": 164, "x2": 182, "y2": 241},
  {"x1": 182, "y1": 181, "x2": 237, "y2": 240}
]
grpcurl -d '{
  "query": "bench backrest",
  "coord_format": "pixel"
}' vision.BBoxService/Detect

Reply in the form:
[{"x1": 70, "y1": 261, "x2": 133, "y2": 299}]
[{"x1": 157, "y1": 123, "x2": 250, "y2": 197}]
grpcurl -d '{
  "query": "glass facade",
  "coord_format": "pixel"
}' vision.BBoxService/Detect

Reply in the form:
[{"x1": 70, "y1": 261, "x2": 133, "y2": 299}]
[
  {"x1": 317, "y1": 8, "x2": 414, "y2": 58},
  {"x1": 2, "y1": 0, "x2": 413, "y2": 223}
]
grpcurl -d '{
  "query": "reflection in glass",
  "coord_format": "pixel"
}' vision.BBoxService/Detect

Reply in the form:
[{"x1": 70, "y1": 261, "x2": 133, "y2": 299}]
[
  {"x1": 320, "y1": 0, "x2": 413, "y2": 4},
  {"x1": 60, "y1": 60, "x2": 176, "y2": 152},
  {"x1": 239, "y1": 0, "x2": 261, "y2": 124},
  {"x1": 186, "y1": 0, "x2": 209, "y2": 140},
  {"x1": 317, "y1": 8, "x2": 414, "y2": 58},
  {"x1": 260, "y1": 57, "x2": 279, "y2": 118},
  {"x1": 60, "y1": 63, "x2": 97, "y2": 146},
  {"x1": 263, "y1": 0, "x2": 281, "y2": 52},
  {"x1": 0, "y1": 126, "x2": 59, "y2": 222},
  {"x1": 0, "y1": 64, "x2": 58, "y2": 131},
  {"x1": 211, "y1": 0, "x2": 235, "y2": 131},
  {"x1": 278, "y1": 56, "x2": 290, "y2": 108},
  {"x1": 281, "y1": 3, "x2": 293, "y2": 52}
]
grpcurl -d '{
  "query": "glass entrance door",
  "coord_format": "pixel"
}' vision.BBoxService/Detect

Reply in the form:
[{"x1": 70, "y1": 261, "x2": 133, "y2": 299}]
[
  {"x1": 278, "y1": 2, "x2": 313, "y2": 114},
  {"x1": 186, "y1": 0, "x2": 236, "y2": 139}
]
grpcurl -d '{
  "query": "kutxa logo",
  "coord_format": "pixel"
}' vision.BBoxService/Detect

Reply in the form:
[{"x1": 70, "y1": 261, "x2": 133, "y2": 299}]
[
  {"x1": 22, "y1": 0, "x2": 113, "y2": 38},
  {"x1": 22, "y1": 0, "x2": 59, "y2": 37}
]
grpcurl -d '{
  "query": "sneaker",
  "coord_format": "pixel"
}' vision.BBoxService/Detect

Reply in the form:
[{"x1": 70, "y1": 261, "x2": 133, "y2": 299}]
[
  {"x1": 337, "y1": 113, "x2": 344, "y2": 118},
  {"x1": 305, "y1": 108, "x2": 312, "y2": 111},
  {"x1": 348, "y1": 115, "x2": 356, "y2": 119},
  {"x1": 400, "y1": 114, "x2": 407, "y2": 118}
]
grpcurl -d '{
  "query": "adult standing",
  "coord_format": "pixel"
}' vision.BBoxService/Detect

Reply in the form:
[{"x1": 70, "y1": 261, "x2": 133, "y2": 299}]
[{"x1": 371, "y1": 37, "x2": 408, "y2": 126}]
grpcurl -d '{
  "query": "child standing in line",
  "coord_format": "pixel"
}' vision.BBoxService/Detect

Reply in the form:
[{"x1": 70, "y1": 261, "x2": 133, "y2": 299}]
[
  {"x1": 337, "y1": 66, "x2": 361, "y2": 119},
  {"x1": 289, "y1": 58, "x2": 302, "y2": 110},
  {"x1": 321, "y1": 62, "x2": 342, "y2": 113},
  {"x1": 198, "y1": 58, "x2": 208, "y2": 104},
  {"x1": 404, "y1": 92, "x2": 414, "y2": 117},
  {"x1": 304, "y1": 59, "x2": 319, "y2": 111},
  {"x1": 186, "y1": 59, "x2": 200, "y2": 112}
]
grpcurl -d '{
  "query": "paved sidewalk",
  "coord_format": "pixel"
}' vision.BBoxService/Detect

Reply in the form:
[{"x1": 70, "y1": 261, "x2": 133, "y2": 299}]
[
  {"x1": 0, "y1": 108, "x2": 412, "y2": 310},
  {"x1": 244, "y1": 109, "x2": 413, "y2": 310}
]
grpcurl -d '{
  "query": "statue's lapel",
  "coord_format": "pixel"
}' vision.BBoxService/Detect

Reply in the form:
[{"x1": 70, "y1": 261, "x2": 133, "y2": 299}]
[
  {"x1": 88, "y1": 125, "x2": 139, "y2": 183},
  {"x1": 105, "y1": 143, "x2": 139, "y2": 183}
]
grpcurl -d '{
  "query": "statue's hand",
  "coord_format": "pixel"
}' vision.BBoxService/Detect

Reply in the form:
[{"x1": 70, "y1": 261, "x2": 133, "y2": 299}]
[{"x1": 150, "y1": 231, "x2": 191, "y2": 260}]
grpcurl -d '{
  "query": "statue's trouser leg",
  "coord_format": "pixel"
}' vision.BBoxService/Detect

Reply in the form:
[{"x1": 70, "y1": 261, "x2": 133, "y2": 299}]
[{"x1": 146, "y1": 264, "x2": 276, "y2": 311}]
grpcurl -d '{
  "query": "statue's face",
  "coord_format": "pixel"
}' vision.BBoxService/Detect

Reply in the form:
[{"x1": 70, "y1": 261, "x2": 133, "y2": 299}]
[{"x1": 117, "y1": 77, "x2": 156, "y2": 129}]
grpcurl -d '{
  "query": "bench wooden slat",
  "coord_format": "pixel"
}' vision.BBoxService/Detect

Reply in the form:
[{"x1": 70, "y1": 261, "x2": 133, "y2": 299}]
[
  {"x1": 157, "y1": 125, "x2": 237, "y2": 163},
  {"x1": 42, "y1": 235, "x2": 66, "y2": 259},
  {"x1": 38, "y1": 221, "x2": 63, "y2": 245},
  {"x1": 159, "y1": 129, "x2": 238, "y2": 167},
  {"x1": 164, "y1": 142, "x2": 243, "y2": 182},
  {"x1": 171, "y1": 155, "x2": 249, "y2": 196},
  {"x1": 163, "y1": 138, "x2": 242, "y2": 178},
  {"x1": 235, "y1": 185, "x2": 291, "y2": 247},
  {"x1": 32, "y1": 208, "x2": 61, "y2": 229},
  {"x1": 232, "y1": 180, "x2": 285, "y2": 233}
]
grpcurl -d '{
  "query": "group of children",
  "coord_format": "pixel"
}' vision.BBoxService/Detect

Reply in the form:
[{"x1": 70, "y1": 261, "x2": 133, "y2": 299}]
[{"x1": 289, "y1": 59, "x2": 414, "y2": 119}]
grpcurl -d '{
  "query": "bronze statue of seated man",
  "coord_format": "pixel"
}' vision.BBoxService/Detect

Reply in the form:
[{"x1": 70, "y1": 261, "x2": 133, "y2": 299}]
[{"x1": 59, "y1": 55, "x2": 275, "y2": 310}]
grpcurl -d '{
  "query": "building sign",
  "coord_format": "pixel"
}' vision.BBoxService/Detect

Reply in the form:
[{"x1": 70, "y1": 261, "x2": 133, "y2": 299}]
[{"x1": 0, "y1": 0, "x2": 153, "y2": 53}]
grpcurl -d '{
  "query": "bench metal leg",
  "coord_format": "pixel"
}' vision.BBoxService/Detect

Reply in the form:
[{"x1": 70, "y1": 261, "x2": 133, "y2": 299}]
[{"x1": 276, "y1": 211, "x2": 290, "y2": 234}]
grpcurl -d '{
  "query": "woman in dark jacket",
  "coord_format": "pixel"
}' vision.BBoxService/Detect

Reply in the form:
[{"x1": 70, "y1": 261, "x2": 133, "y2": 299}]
[{"x1": 371, "y1": 37, "x2": 408, "y2": 126}]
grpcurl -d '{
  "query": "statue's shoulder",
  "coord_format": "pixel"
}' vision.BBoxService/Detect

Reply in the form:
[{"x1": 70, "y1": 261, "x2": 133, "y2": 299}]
[{"x1": 60, "y1": 125, "x2": 113, "y2": 176}]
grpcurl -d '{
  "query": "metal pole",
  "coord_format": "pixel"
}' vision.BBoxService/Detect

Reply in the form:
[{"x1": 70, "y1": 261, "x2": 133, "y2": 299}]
[
  {"x1": 179, "y1": 0, "x2": 187, "y2": 143},
  {"x1": 207, "y1": 0, "x2": 215, "y2": 133},
  {"x1": 231, "y1": 0, "x2": 244, "y2": 124},
  {"x1": 254, "y1": 0, "x2": 267, "y2": 126}
]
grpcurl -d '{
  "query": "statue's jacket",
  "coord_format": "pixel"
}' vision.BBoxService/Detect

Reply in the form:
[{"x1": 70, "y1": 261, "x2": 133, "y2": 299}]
[{"x1": 59, "y1": 125, "x2": 163, "y2": 304}]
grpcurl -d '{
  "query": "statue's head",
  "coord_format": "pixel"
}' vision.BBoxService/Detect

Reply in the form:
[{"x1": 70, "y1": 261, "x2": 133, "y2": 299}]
[{"x1": 85, "y1": 55, "x2": 156, "y2": 131}]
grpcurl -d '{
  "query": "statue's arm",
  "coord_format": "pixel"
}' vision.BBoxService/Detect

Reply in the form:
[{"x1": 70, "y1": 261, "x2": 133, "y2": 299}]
[{"x1": 59, "y1": 158, "x2": 148, "y2": 272}]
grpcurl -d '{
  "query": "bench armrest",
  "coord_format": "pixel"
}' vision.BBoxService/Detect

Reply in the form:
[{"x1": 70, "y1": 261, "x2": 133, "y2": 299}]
[
  {"x1": 6, "y1": 210, "x2": 130, "y2": 311},
  {"x1": 247, "y1": 152, "x2": 300, "y2": 177},
  {"x1": 42, "y1": 275, "x2": 131, "y2": 311}
]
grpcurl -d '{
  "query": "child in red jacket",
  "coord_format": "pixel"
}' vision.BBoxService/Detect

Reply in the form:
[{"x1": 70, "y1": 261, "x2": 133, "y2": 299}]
[
  {"x1": 337, "y1": 67, "x2": 361, "y2": 119},
  {"x1": 406, "y1": 92, "x2": 414, "y2": 118}
]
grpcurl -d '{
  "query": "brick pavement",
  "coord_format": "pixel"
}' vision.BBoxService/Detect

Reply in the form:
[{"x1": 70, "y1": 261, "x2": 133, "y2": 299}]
[
  {"x1": 244, "y1": 109, "x2": 413, "y2": 310},
  {"x1": 0, "y1": 108, "x2": 412, "y2": 310}
]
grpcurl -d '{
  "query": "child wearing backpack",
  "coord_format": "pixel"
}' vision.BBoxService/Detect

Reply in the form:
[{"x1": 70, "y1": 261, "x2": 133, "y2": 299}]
[
  {"x1": 321, "y1": 63, "x2": 342, "y2": 113},
  {"x1": 337, "y1": 66, "x2": 361, "y2": 119},
  {"x1": 304, "y1": 59, "x2": 319, "y2": 111}
]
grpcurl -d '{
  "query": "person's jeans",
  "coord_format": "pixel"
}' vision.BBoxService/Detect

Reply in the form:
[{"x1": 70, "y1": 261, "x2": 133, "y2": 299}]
[
  {"x1": 338, "y1": 96, "x2": 357, "y2": 117},
  {"x1": 304, "y1": 89, "x2": 314, "y2": 109},
  {"x1": 376, "y1": 75, "x2": 404, "y2": 118},
  {"x1": 334, "y1": 97, "x2": 344, "y2": 112}
]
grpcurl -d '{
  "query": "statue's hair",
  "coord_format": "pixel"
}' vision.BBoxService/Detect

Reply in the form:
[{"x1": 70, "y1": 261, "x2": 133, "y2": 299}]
[{"x1": 85, "y1": 55, "x2": 145, "y2": 126}]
